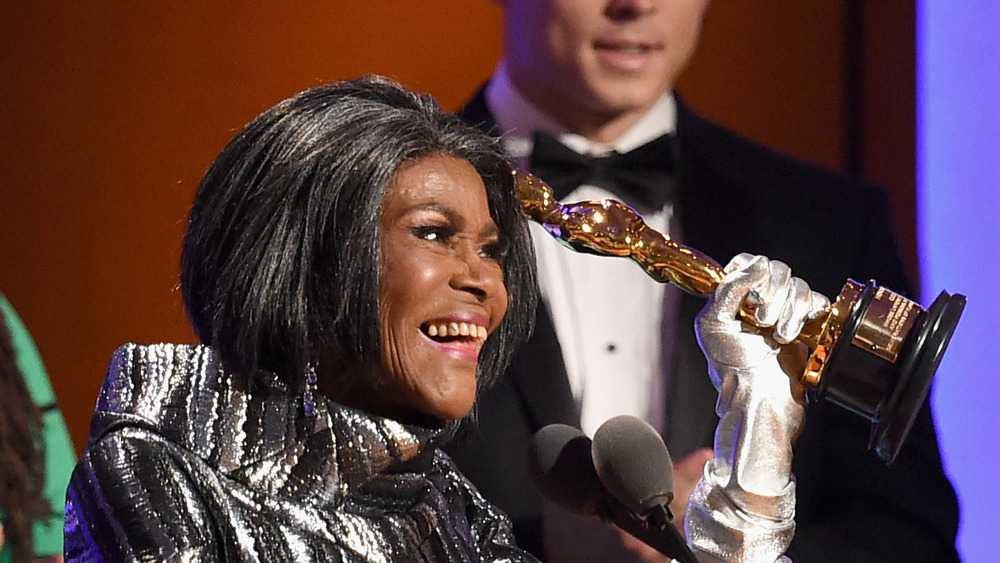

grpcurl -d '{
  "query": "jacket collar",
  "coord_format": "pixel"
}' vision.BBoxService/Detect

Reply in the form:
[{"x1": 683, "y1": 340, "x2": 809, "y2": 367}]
[{"x1": 93, "y1": 343, "x2": 450, "y2": 507}]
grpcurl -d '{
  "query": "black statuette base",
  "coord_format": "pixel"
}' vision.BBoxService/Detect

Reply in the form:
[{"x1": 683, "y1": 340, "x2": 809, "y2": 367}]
[{"x1": 815, "y1": 280, "x2": 966, "y2": 464}]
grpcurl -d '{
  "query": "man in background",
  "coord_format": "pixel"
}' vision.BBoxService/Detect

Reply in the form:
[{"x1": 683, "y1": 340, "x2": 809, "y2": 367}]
[{"x1": 445, "y1": 0, "x2": 960, "y2": 561}]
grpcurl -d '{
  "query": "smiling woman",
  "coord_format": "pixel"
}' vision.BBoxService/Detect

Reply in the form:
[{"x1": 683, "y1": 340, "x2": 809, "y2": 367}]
[
  {"x1": 58, "y1": 74, "x2": 821, "y2": 563},
  {"x1": 61, "y1": 76, "x2": 539, "y2": 562}
]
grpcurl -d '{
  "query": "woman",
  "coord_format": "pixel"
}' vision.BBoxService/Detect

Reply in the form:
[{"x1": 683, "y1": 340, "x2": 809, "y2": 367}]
[
  {"x1": 64, "y1": 76, "x2": 537, "y2": 561},
  {"x1": 64, "y1": 76, "x2": 820, "y2": 562},
  {"x1": 1, "y1": 294, "x2": 75, "y2": 563}
]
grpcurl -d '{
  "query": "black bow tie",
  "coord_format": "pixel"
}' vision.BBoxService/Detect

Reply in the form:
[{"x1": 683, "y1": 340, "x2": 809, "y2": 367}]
[{"x1": 529, "y1": 131, "x2": 677, "y2": 210}]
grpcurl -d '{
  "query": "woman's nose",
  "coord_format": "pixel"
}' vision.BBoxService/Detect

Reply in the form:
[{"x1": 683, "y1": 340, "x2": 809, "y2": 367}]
[{"x1": 451, "y1": 249, "x2": 504, "y2": 300}]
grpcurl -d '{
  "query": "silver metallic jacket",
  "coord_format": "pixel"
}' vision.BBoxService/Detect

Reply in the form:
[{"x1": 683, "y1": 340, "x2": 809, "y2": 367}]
[{"x1": 64, "y1": 343, "x2": 537, "y2": 562}]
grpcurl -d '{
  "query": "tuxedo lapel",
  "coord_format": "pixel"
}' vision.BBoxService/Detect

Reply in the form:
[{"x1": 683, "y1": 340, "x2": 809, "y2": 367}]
[
  {"x1": 507, "y1": 304, "x2": 580, "y2": 430},
  {"x1": 662, "y1": 97, "x2": 761, "y2": 457},
  {"x1": 674, "y1": 96, "x2": 759, "y2": 264}
]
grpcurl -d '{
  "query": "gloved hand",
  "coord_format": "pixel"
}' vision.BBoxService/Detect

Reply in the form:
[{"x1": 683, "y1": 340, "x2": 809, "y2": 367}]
[{"x1": 685, "y1": 253, "x2": 829, "y2": 563}]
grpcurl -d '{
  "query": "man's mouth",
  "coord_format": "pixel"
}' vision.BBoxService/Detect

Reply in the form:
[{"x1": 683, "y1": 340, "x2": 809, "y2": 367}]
[{"x1": 595, "y1": 41, "x2": 661, "y2": 55}]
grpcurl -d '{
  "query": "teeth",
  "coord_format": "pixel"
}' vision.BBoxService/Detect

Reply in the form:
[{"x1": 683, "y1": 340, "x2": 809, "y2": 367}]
[{"x1": 425, "y1": 321, "x2": 489, "y2": 341}]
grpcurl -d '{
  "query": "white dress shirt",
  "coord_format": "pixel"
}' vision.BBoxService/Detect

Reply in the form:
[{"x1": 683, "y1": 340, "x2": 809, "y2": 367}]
[{"x1": 486, "y1": 61, "x2": 678, "y2": 437}]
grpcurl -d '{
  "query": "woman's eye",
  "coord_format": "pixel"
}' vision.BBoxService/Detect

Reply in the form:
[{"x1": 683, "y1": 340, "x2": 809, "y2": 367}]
[
  {"x1": 480, "y1": 240, "x2": 506, "y2": 262},
  {"x1": 413, "y1": 225, "x2": 452, "y2": 243}
]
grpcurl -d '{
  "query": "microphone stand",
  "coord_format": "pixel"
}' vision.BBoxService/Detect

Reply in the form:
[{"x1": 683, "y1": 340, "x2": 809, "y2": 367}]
[{"x1": 595, "y1": 496, "x2": 699, "y2": 563}]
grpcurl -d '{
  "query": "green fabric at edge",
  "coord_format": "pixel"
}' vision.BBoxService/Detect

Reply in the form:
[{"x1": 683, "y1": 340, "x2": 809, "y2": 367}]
[{"x1": 0, "y1": 294, "x2": 78, "y2": 561}]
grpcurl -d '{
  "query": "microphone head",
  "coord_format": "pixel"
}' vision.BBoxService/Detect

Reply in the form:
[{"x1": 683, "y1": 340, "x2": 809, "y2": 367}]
[
  {"x1": 527, "y1": 424, "x2": 605, "y2": 516},
  {"x1": 591, "y1": 415, "x2": 674, "y2": 515}
]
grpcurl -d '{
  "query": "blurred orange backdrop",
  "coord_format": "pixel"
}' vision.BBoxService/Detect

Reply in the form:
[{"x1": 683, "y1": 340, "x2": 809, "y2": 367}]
[{"x1": 0, "y1": 1, "x2": 914, "y2": 450}]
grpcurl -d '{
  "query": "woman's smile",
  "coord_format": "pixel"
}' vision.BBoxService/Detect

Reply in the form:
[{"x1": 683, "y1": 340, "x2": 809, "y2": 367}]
[{"x1": 421, "y1": 315, "x2": 491, "y2": 362}]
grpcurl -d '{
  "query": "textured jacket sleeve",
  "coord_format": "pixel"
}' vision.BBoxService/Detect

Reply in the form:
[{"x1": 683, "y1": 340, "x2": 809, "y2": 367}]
[
  {"x1": 64, "y1": 427, "x2": 225, "y2": 562},
  {"x1": 440, "y1": 454, "x2": 542, "y2": 563}
]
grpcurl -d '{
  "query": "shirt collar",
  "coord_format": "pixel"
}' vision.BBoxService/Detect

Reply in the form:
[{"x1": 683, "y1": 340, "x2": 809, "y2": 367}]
[{"x1": 485, "y1": 60, "x2": 677, "y2": 161}]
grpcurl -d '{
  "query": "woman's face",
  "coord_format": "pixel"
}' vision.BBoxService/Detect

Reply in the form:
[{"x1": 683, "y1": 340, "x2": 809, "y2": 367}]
[{"x1": 375, "y1": 155, "x2": 509, "y2": 421}]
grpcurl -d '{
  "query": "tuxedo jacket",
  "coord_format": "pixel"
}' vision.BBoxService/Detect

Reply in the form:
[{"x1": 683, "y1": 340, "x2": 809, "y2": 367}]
[{"x1": 445, "y1": 87, "x2": 960, "y2": 562}]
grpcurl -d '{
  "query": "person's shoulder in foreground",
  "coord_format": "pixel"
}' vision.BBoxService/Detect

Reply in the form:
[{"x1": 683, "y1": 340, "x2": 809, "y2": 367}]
[{"x1": 0, "y1": 293, "x2": 76, "y2": 563}]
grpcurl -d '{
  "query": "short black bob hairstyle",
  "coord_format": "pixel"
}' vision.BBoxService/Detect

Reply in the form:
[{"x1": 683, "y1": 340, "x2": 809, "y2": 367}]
[{"x1": 181, "y1": 75, "x2": 536, "y2": 402}]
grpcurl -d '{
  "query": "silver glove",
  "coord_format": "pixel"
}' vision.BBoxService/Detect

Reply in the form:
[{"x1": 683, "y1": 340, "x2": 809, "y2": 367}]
[{"x1": 685, "y1": 253, "x2": 829, "y2": 563}]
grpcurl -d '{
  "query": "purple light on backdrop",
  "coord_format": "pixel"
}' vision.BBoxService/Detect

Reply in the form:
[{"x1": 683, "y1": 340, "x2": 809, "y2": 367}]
[{"x1": 918, "y1": 1, "x2": 1000, "y2": 560}]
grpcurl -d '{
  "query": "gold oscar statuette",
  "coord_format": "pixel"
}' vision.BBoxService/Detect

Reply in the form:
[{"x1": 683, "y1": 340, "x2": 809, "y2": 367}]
[{"x1": 515, "y1": 170, "x2": 966, "y2": 464}]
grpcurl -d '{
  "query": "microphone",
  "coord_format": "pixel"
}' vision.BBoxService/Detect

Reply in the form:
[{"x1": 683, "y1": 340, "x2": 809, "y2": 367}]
[
  {"x1": 592, "y1": 415, "x2": 695, "y2": 563},
  {"x1": 592, "y1": 414, "x2": 674, "y2": 516},
  {"x1": 527, "y1": 419, "x2": 698, "y2": 563},
  {"x1": 526, "y1": 423, "x2": 606, "y2": 516}
]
